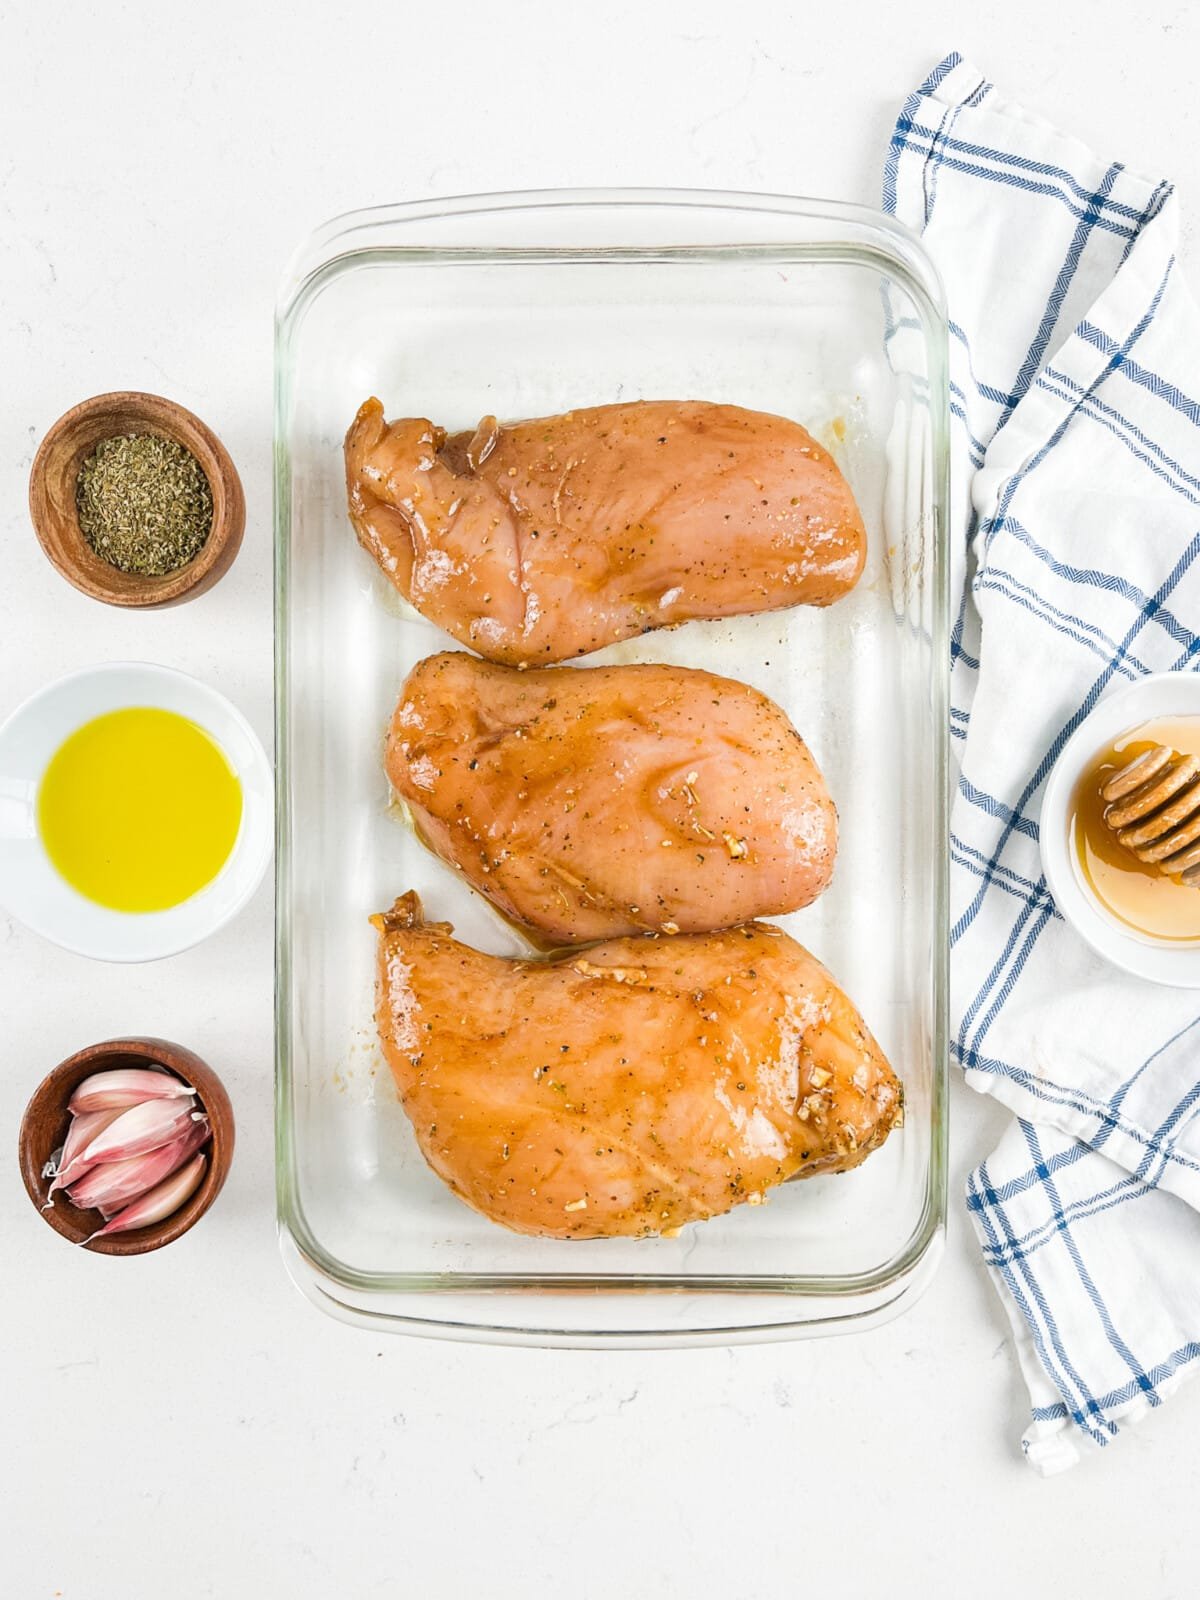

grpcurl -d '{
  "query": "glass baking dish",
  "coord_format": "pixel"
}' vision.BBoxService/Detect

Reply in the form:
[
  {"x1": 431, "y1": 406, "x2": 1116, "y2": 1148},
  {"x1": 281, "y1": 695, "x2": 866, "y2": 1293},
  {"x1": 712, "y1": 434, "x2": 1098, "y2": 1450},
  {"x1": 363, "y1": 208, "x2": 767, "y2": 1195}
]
[{"x1": 274, "y1": 189, "x2": 949, "y2": 1345}]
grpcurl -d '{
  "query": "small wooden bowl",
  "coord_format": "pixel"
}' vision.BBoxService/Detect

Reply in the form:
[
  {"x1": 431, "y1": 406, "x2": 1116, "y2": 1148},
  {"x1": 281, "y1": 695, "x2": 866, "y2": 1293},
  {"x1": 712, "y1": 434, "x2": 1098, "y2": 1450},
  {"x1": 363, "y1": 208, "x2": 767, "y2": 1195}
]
[
  {"x1": 18, "y1": 1037, "x2": 235, "y2": 1255},
  {"x1": 28, "y1": 392, "x2": 245, "y2": 607}
]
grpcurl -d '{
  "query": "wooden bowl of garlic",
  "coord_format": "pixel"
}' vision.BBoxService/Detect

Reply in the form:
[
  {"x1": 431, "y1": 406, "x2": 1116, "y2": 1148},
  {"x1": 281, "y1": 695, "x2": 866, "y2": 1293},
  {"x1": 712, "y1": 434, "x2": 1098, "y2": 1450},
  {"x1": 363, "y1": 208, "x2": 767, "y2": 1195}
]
[{"x1": 18, "y1": 1036, "x2": 235, "y2": 1255}]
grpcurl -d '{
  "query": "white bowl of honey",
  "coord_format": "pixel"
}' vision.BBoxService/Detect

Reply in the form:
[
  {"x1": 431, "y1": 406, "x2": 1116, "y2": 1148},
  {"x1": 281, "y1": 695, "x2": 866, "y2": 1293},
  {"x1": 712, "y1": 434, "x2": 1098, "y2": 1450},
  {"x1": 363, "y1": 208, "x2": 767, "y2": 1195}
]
[
  {"x1": 1040, "y1": 672, "x2": 1200, "y2": 987},
  {"x1": 0, "y1": 662, "x2": 271, "y2": 961}
]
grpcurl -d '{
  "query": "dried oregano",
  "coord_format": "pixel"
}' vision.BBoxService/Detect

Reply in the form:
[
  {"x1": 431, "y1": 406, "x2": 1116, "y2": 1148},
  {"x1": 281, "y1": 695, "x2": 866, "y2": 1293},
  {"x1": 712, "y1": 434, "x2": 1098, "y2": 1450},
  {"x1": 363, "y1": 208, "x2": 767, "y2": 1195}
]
[{"x1": 76, "y1": 432, "x2": 213, "y2": 576}]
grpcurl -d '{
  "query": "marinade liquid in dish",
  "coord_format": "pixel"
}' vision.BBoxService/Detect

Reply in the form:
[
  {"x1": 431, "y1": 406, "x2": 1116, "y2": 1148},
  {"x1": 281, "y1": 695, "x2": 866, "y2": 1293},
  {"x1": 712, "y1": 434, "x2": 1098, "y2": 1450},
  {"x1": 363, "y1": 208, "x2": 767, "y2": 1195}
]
[
  {"x1": 38, "y1": 707, "x2": 242, "y2": 912},
  {"x1": 1072, "y1": 716, "x2": 1200, "y2": 943}
]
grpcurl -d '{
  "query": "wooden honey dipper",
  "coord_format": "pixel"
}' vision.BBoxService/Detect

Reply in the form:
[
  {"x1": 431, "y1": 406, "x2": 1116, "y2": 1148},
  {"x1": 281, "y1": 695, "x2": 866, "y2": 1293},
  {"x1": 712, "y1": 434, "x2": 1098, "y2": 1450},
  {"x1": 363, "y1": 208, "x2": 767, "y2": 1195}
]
[{"x1": 1101, "y1": 745, "x2": 1200, "y2": 886}]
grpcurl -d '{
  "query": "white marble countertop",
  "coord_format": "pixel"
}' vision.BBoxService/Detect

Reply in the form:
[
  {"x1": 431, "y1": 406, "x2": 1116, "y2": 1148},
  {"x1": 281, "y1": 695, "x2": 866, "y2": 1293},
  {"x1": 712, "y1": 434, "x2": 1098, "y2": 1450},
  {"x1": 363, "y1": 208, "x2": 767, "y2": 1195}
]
[{"x1": 3, "y1": 3, "x2": 1196, "y2": 1594}]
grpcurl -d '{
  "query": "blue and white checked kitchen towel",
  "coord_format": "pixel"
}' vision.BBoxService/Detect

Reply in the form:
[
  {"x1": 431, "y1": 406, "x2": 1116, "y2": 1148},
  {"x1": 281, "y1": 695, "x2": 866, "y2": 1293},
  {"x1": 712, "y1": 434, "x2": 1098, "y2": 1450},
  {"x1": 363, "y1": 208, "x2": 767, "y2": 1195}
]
[{"x1": 887, "y1": 54, "x2": 1200, "y2": 1473}]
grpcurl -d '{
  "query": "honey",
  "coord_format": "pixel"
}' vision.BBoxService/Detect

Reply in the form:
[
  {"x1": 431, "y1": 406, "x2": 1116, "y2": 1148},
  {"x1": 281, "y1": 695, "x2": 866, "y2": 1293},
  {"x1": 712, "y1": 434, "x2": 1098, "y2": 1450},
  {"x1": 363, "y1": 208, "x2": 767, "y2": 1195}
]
[{"x1": 1072, "y1": 716, "x2": 1200, "y2": 943}]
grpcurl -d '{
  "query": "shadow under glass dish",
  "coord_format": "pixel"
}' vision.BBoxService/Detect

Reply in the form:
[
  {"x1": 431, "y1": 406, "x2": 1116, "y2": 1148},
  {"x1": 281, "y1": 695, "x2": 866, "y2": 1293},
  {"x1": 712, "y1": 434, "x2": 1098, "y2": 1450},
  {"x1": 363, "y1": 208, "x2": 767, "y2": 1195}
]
[{"x1": 274, "y1": 189, "x2": 950, "y2": 1344}]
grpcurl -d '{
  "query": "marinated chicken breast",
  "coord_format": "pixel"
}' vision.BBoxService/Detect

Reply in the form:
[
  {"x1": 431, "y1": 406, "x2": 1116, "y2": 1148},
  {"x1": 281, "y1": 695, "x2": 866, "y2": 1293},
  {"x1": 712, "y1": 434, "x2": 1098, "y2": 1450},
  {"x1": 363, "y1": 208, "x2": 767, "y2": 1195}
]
[
  {"x1": 345, "y1": 398, "x2": 866, "y2": 664},
  {"x1": 387, "y1": 653, "x2": 837, "y2": 944},
  {"x1": 372, "y1": 892, "x2": 902, "y2": 1240}
]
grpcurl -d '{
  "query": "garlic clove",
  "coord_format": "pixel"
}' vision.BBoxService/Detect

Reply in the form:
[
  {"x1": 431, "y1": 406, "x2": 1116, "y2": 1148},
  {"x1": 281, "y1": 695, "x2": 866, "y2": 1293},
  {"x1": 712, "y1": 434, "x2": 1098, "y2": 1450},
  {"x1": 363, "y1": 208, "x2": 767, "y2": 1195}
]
[
  {"x1": 84, "y1": 1152, "x2": 208, "y2": 1243},
  {"x1": 75, "y1": 1095, "x2": 199, "y2": 1167},
  {"x1": 66, "y1": 1118, "x2": 210, "y2": 1213},
  {"x1": 42, "y1": 1106, "x2": 127, "y2": 1206},
  {"x1": 68, "y1": 1066, "x2": 194, "y2": 1115}
]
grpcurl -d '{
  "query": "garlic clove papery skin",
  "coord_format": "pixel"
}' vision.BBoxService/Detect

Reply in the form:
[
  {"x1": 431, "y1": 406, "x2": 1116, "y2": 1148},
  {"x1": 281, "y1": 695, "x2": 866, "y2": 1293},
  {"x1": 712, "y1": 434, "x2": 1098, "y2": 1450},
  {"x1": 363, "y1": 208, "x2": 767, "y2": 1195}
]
[
  {"x1": 75, "y1": 1096, "x2": 199, "y2": 1167},
  {"x1": 68, "y1": 1067, "x2": 195, "y2": 1115},
  {"x1": 85, "y1": 1152, "x2": 208, "y2": 1242},
  {"x1": 66, "y1": 1118, "x2": 210, "y2": 1213}
]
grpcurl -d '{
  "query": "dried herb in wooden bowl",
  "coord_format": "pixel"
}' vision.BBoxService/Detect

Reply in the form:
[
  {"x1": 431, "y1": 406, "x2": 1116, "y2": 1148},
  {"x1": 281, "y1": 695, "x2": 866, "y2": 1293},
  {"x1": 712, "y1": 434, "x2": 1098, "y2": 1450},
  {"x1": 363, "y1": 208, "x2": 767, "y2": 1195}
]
[{"x1": 76, "y1": 432, "x2": 213, "y2": 576}]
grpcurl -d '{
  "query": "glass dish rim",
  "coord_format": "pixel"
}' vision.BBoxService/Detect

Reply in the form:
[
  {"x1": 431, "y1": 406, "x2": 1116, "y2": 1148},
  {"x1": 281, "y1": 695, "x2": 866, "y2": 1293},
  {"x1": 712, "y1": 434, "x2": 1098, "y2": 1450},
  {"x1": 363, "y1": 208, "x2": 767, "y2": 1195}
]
[{"x1": 274, "y1": 186, "x2": 950, "y2": 1330}]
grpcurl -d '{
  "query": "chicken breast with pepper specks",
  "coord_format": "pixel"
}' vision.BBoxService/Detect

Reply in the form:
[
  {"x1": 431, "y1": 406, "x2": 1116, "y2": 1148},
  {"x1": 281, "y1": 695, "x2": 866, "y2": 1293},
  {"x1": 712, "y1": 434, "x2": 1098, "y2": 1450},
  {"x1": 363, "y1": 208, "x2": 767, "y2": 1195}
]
[
  {"x1": 372, "y1": 892, "x2": 902, "y2": 1240},
  {"x1": 345, "y1": 398, "x2": 866, "y2": 664},
  {"x1": 387, "y1": 653, "x2": 837, "y2": 944}
]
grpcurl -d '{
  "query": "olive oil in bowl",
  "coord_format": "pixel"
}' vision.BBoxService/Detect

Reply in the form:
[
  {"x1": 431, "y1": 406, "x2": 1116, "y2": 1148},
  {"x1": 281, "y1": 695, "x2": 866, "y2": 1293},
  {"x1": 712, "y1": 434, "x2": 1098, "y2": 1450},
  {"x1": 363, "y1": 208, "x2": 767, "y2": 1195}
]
[{"x1": 38, "y1": 707, "x2": 242, "y2": 913}]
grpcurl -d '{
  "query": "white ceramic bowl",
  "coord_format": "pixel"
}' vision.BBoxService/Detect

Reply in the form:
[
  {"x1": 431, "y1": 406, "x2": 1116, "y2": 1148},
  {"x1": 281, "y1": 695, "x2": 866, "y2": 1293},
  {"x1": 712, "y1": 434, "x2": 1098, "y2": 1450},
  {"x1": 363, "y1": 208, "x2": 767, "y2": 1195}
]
[
  {"x1": 0, "y1": 662, "x2": 272, "y2": 961},
  {"x1": 1040, "y1": 671, "x2": 1200, "y2": 988}
]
